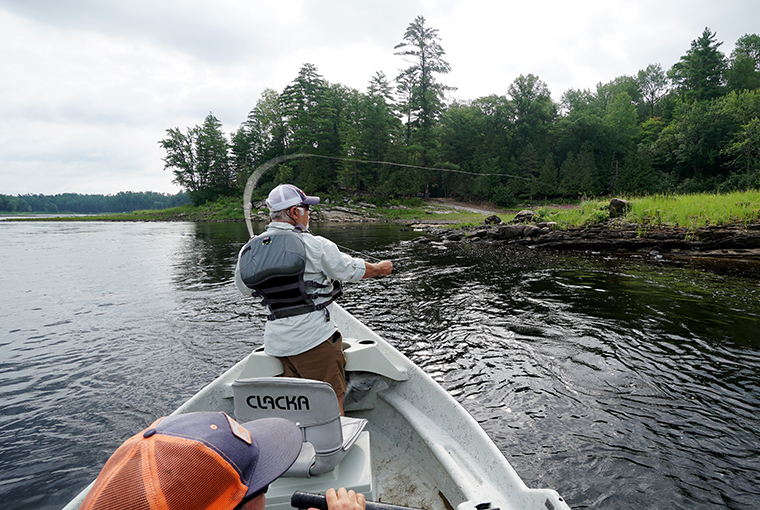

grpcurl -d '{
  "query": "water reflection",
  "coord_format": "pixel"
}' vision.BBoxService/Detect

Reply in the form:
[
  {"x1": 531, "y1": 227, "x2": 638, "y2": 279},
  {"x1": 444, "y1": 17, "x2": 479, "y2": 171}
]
[{"x1": 171, "y1": 222, "x2": 253, "y2": 288}]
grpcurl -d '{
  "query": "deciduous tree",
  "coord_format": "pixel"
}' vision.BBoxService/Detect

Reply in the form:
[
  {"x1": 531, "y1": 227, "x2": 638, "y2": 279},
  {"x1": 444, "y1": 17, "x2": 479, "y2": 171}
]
[
  {"x1": 637, "y1": 64, "x2": 668, "y2": 117},
  {"x1": 508, "y1": 74, "x2": 556, "y2": 146},
  {"x1": 159, "y1": 125, "x2": 201, "y2": 193},
  {"x1": 726, "y1": 34, "x2": 760, "y2": 92},
  {"x1": 732, "y1": 34, "x2": 760, "y2": 69},
  {"x1": 159, "y1": 113, "x2": 232, "y2": 205}
]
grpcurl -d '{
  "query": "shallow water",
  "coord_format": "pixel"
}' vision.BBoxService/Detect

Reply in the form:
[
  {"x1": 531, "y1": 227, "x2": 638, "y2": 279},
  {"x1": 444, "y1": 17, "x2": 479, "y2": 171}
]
[{"x1": 1, "y1": 221, "x2": 758, "y2": 509}]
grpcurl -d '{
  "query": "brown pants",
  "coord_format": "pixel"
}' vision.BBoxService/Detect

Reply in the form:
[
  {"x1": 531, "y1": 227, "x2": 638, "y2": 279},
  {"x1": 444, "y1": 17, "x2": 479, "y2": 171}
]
[{"x1": 276, "y1": 331, "x2": 346, "y2": 396}]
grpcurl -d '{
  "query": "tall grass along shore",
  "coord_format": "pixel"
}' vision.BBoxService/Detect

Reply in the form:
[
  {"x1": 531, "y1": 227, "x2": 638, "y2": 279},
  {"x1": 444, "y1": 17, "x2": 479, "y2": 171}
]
[{"x1": 527, "y1": 191, "x2": 760, "y2": 230}]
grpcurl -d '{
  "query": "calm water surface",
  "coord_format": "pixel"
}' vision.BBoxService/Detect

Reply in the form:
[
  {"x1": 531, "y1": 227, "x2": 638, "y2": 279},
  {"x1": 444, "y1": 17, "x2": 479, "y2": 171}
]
[{"x1": 1, "y1": 221, "x2": 759, "y2": 509}]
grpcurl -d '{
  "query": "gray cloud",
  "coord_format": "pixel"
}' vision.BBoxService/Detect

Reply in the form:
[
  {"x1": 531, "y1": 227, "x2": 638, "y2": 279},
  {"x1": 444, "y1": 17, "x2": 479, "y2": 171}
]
[
  {"x1": 0, "y1": 0, "x2": 260, "y2": 62},
  {"x1": 1, "y1": 0, "x2": 758, "y2": 195}
]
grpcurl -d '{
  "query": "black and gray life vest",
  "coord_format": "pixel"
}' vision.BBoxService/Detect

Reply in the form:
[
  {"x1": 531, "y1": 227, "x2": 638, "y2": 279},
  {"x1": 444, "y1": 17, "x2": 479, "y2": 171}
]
[{"x1": 238, "y1": 229, "x2": 342, "y2": 321}]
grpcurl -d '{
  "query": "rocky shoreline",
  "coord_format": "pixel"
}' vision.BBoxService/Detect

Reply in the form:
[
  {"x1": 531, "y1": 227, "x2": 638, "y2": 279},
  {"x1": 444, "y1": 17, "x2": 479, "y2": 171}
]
[
  {"x1": 412, "y1": 213, "x2": 760, "y2": 261},
  {"x1": 307, "y1": 199, "x2": 760, "y2": 261},
  {"x1": 146, "y1": 198, "x2": 760, "y2": 261}
]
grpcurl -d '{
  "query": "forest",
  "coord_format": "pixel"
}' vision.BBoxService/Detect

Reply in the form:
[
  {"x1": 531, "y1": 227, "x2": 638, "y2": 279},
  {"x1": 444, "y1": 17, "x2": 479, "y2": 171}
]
[
  {"x1": 0, "y1": 191, "x2": 189, "y2": 214},
  {"x1": 159, "y1": 17, "x2": 760, "y2": 207}
]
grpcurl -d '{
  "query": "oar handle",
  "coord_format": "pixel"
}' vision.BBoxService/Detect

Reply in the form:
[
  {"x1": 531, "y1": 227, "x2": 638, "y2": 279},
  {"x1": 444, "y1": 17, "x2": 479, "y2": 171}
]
[{"x1": 291, "y1": 491, "x2": 428, "y2": 510}]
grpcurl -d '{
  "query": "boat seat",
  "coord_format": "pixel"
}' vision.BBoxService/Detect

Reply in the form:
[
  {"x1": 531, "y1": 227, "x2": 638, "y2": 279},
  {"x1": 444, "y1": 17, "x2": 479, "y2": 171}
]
[{"x1": 231, "y1": 377, "x2": 368, "y2": 477}]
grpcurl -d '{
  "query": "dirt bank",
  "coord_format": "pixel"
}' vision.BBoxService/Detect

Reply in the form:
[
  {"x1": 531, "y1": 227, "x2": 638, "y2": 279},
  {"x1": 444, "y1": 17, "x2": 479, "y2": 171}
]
[{"x1": 426, "y1": 197, "x2": 508, "y2": 215}]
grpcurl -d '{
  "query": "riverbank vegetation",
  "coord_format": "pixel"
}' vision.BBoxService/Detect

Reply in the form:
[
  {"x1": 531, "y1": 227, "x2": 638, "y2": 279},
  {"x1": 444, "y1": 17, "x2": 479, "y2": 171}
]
[
  {"x1": 25, "y1": 190, "x2": 760, "y2": 234},
  {"x1": 629, "y1": 191, "x2": 760, "y2": 228},
  {"x1": 158, "y1": 18, "x2": 760, "y2": 210},
  {"x1": 0, "y1": 191, "x2": 189, "y2": 214},
  {"x1": 532, "y1": 190, "x2": 760, "y2": 229}
]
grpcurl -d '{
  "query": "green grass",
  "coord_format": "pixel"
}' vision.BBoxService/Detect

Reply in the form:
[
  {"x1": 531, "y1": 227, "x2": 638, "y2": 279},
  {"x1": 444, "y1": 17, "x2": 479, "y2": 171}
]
[
  {"x1": 627, "y1": 191, "x2": 760, "y2": 228},
  {"x1": 509, "y1": 191, "x2": 760, "y2": 229},
  {"x1": 537, "y1": 201, "x2": 609, "y2": 228},
  {"x1": 11, "y1": 201, "x2": 218, "y2": 222},
  {"x1": 21, "y1": 203, "x2": 199, "y2": 222},
  {"x1": 204, "y1": 196, "x2": 246, "y2": 220}
]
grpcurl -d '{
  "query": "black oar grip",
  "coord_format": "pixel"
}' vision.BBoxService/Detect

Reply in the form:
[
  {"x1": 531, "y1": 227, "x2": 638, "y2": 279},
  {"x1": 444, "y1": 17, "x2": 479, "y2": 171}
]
[
  {"x1": 291, "y1": 492, "x2": 328, "y2": 510},
  {"x1": 291, "y1": 491, "x2": 428, "y2": 510}
]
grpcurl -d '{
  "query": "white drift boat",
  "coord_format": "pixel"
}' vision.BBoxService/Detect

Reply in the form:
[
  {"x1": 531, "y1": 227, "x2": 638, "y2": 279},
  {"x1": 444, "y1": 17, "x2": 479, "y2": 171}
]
[{"x1": 63, "y1": 304, "x2": 570, "y2": 510}]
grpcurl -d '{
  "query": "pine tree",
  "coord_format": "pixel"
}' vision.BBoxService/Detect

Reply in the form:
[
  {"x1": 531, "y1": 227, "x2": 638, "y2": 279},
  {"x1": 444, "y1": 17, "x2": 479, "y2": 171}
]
[
  {"x1": 394, "y1": 15, "x2": 453, "y2": 182},
  {"x1": 668, "y1": 27, "x2": 727, "y2": 101}
]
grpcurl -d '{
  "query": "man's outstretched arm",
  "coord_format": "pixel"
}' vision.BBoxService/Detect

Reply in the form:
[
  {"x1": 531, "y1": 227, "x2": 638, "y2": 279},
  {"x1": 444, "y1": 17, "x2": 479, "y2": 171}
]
[{"x1": 363, "y1": 261, "x2": 393, "y2": 278}]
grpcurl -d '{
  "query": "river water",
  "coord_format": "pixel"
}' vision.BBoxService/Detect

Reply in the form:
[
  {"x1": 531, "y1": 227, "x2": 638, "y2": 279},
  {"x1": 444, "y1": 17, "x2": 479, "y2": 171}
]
[{"x1": 1, "y1": 220, "x2": 759, "y2": 509}]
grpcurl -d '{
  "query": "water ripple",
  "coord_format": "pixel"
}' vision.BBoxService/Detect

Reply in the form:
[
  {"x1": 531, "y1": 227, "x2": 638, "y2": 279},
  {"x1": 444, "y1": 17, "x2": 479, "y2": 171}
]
[
  {"x1": 2, "y1": 223, "x2": 759, "y2": 509},
  {"x1": 346, "y1": 240, "x2": 760, "y2": 509}
]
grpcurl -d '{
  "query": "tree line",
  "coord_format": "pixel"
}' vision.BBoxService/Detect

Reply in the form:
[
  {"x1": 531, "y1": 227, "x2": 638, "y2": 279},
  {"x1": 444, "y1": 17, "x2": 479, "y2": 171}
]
[
  {"x1": 160, "y1": 18, "x2": 760, "y2": 207},
  {"x1": 0, "y1": 191, "x2": 189, "y2": 214}
]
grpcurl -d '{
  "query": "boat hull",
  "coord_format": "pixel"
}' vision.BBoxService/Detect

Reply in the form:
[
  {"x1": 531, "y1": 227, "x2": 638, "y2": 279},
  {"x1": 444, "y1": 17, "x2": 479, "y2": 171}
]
[{"x1": 62, "y1": 304, "x2": 570, "y2": 510}]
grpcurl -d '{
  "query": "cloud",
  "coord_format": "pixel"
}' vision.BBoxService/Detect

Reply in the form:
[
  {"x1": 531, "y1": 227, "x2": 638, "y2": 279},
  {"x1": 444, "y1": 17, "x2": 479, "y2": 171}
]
[{"x1": 1, "y1": 0, "x2": 758, "y2": 195}]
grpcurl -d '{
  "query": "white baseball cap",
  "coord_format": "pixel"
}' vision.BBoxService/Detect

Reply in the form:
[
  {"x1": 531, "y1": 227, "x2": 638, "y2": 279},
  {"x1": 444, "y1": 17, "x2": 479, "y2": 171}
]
[{"x1": 266, "y1": 184, "x2": 320, "y2": 211}]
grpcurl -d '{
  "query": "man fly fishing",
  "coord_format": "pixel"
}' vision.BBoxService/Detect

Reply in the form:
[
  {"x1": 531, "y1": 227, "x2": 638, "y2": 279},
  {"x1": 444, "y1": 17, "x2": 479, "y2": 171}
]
[{"x1": 234, "y1": 184, "x2": 393, "y2": 415}]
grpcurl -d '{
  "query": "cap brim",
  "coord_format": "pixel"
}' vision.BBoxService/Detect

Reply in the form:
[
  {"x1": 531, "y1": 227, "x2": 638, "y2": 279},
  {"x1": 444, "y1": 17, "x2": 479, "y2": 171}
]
[
  {"x1": 242, "y1": 417, "x2": 302, "y2": 499},
  {"x1": 302, "y1": 196, "x2": 320, "y2": 205}
]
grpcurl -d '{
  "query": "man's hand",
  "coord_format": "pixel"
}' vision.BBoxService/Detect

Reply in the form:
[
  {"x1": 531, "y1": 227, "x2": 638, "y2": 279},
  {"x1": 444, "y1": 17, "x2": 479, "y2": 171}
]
[
  {"x1": 314, "y1": 487, "x2": 366, "y2": 510},
  {"x1": 363, "y1": 260, "x2": 393, "y2": 279}
]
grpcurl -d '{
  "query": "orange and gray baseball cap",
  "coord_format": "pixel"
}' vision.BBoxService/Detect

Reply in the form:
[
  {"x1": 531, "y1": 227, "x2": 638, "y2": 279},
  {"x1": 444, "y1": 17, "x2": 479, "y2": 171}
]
[
  {"x1": 266, "y1": 184, "x2": 320, "y2": 211},
  {"x1": 80, "y1": 412, "x2": 302, "y2": 510}
]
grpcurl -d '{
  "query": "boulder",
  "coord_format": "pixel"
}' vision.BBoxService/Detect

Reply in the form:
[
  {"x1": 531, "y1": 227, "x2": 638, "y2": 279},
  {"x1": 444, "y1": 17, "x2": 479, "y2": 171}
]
[
  {"x1": 609, "y1": 198, "x2": 631, "y2": 218},
  {"x1": 496, "y1": 225, "x2": 524, "y2": 239},
  {"x1": 512, "y1": 209, "x2": 536, "y2": 224},
  {"x1": 484, "y1": 215, "x2": 502, "y2": 225}
]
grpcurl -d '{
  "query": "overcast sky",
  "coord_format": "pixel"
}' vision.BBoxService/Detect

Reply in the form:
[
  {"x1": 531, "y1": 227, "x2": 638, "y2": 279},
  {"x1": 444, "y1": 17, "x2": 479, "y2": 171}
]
[{"x1": 1, "y1": 0, "x2": 758, "y2": 196}]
